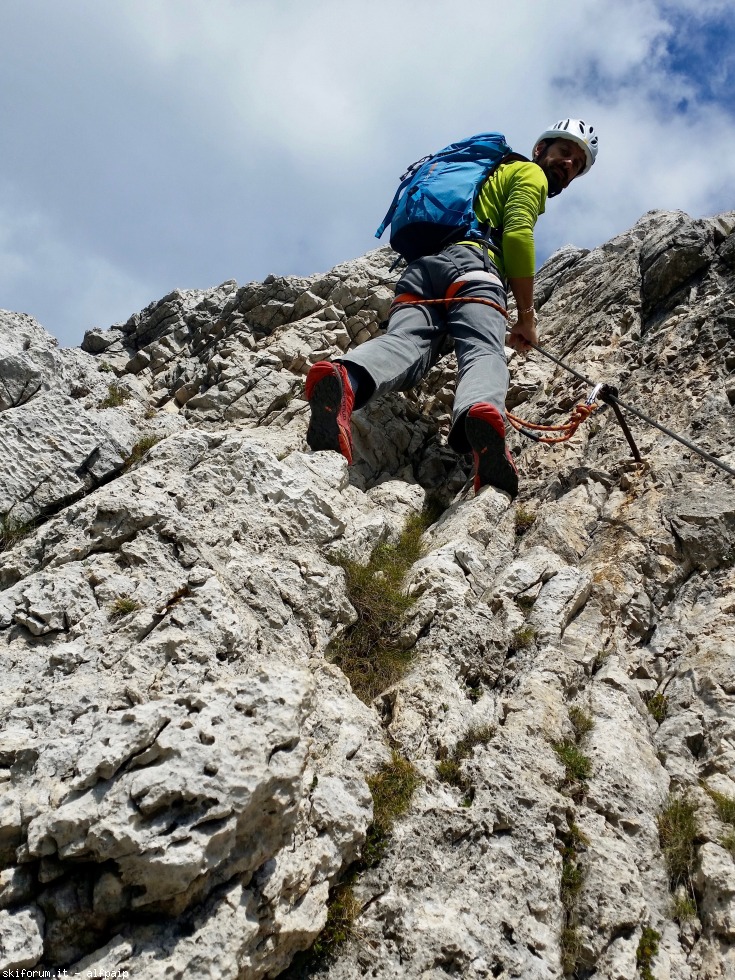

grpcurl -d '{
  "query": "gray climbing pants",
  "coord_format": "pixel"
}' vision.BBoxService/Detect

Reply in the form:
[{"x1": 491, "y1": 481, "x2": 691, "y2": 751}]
[{"x1": 339, "y1": 244, "x2": 508, "y2": 453}]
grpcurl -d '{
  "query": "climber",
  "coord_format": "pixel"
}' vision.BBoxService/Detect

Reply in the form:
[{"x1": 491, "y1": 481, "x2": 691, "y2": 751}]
[{"x1": 305, "y1": 119, "x2": 599, "y2": 499}]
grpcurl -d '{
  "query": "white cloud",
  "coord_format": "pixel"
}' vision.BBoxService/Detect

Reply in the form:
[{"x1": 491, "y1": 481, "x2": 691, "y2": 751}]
[
  {"x1": 0, "y1": 184, "x2": 157, "y2": 346},
  {"x1": 1, "y1": 0, "x2": 734, "y2": 343}
]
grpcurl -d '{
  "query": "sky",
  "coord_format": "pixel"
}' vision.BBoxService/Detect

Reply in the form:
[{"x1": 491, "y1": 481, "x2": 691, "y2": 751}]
[{"x1": 1, "y1": 0, "x2": 735, "y2": 347}]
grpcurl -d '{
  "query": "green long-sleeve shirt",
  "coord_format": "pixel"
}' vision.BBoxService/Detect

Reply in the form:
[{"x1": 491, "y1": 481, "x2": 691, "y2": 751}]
[{"x1": 460, "y1": 160, "x2": 548, "y2": 279}]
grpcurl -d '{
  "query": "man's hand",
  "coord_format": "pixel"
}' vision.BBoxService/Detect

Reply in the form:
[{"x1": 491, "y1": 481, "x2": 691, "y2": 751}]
[
  {"x1": 507, "y1": 309, "x2": 538, "y2": 352},
  {"x1": 506, "y1": 276, "x2": 537, "y2": 353}
]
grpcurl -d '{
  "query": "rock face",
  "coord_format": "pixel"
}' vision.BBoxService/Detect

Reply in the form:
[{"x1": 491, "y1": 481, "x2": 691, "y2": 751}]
[{"x1": 1, "y1": 209, "x2": 735, "y2": 978}]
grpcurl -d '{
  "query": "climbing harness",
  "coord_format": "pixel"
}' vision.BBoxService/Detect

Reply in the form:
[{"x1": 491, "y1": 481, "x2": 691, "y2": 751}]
[{"x1": 389, "y1": 290, "x2": 509, "y2": 320}]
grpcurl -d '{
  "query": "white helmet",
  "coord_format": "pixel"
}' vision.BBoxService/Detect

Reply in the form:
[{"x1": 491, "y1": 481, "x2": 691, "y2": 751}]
[{"x1": 534, "y1": 119, "x2": 598, "y2": 174}]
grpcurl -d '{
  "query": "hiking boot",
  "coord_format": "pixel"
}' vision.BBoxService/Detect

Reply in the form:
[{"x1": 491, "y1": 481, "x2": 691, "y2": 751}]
[
  {"x1": 305, "y1": 361, "x2": 355, "y2": 464},
  {"x1": 465, "y1": 402, "x2": 519, "y2": 499}
]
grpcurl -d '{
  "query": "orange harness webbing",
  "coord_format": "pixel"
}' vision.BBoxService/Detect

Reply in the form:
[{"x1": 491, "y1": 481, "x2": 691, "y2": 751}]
[
  {"x1": 390, "y1": 290, "x2": 509, "y2": 320},
  {"x1": 389, "y1": 291, "x2": 600, "y2": 445}
]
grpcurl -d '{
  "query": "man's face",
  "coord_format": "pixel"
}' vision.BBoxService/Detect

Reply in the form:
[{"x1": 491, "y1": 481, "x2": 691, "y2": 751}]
[{"x1": 535, "y1": 138, "x2": 588, "y2": 196}]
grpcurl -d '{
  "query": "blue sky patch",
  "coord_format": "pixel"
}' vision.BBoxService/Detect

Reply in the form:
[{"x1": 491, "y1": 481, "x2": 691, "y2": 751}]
[{"x1": 663, "y1": 6, "x2": 735, "y2": 109}]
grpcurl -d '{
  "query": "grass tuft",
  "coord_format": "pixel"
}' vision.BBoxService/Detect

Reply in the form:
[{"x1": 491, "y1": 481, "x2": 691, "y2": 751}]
[
  {"x1": 553, "y1": 738, "x2": 592, "y2": 785},
  {"x1": 560, "y1": 859, "x2": 585, "y2": 909},
  {"x1": 707, "y1": 788, "x2": 735, "y2": 826},
  {"x1": 657, "y1": 792, "x2": 698, "y2": 890},
  {"x1": 569, "y1": 707, "x2": 595, "y2": 741},
  {"x1": 110, "y1": 596, "x2": 142, "y2": 618},
  {"x1": 288, "y1": 751, "x2": 420, "y2": 976},
  {"x1": 671, "y1": 892, "x2": 697, "y2": 923},
  {"x1": 330, "y1": 505, "x2": 440, "y2": 703},
  {"x1": 560, "y1": 926, "x2": 582, "y2": 976},
  {"x1": 465, "y1": 678, "x2": 483, "y2": 703},
  {"x1": 646, "y1": 692, "x2": 669, "y2": 725},
  {"x1": 311, "y1": 882, "x2": 361, "y2": 961},
  {"x1": 559, "y1": 823, "x2": 588, "y2": 911},
  {"x1": 124, "y1": 435, "x2": 161, "y2": 469},
  {"x1": 509, "y1": 625, "x2": 536, "y2": 652},
  {"x1": 636, "y1": 926, "x2": 661, "y2": 980},
  {"x1": 558, "y1": 821, "x2": 589, "y2": 976},
  {"x1": 100, "y1": 381, "x2": 130, "y2": 408},
  {"x1": 514, "y1": 505, "x2": 536, "y2": 537},
  {"x1": 0, "y1": 515, "x2": 35, "y2": 553},
  {"x1": 706, "y1": 787, "x2": 735, "y2": 854},
  {"x1": 362, "y1": 751, "x2": 422, "y2": 868},
  {"x1": 566, "y1": 821, "x2": 589, "y2": 850},
  {"x1": 436, "y1": 725, "x2": 495, "y2": 799},
  {"x1": 436, "y1": 757, "x2": 464, "y2": 790}
]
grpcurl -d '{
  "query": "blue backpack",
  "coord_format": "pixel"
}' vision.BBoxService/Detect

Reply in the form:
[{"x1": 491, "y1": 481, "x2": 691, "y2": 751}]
[{"x1": 375, "y1": 132, "x2": 518, "y2": 263}]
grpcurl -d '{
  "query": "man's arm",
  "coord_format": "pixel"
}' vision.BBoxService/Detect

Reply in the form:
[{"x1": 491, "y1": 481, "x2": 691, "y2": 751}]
[
  {"x1": 500, "y1": 164, "x2": 547, "y2": 351},
  {"x1": 507, "y1": 276, "x2": 538, "y2": 351}
]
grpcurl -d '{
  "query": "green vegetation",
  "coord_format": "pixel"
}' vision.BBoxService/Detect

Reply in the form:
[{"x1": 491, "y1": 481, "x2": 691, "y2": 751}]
[
  {"x1": 708, "y1": 788, "x2": 735, "y2": 826},
  {"x1": 671, "y1": 892, "x2": 697, "y2": 923},
  {"x1": 554, "y1": 713, "x2": 595, "y2": 974},
  {"x1": 363, "y1": 751, "x2": 422, "y2": 868},
  {"x1": 466, "y1": 679, "x2": 483, "y2": 703},
  {"x1": 124, "y1": 434, "x2": 161, "y2": 469},
  {"x1": 310, "y1": 883, "x2": 361, "y2": 961},
  {"x1": 98, "y1": 361, "x2": 114, "y2": 373},
  {"x1": 658, "y1": 792, "x2": 699, "y2": 924},
  {"x1": 554, "y1": 739, "x2": 592, "y2": 786},
  {"x1": 514, "y1": 504, "x2": 536, "y2": 536},
  {"x1": 553, "y1": 707, "x2": 594, "y2": 801},
  {"x1": 110, "y1": 596, "x2": 142, "y2": 618},
  {"x1": 646, "y1": 692, "x2": 669, "y2": 725},
  {"x1": 100, "y1": 381, "x2": 130, "y2": 408},
  {"x1": 636, "y1": 926, "x2": 661, "y2": 980},
  {"x1": 705, "y1": 786, "x2": 735, "y2": 856},
  {"x1": 591, "y1": 648, "x2": 610, "y2": 674},
  {"x1": 658, "y1": 793, "x2": 698, "y2": 889},
  {"x1": 558, "y1": 822, "x2": 589, "y2": 976},
  {"x1": 568, "y1": 707, "x2": 595, "y2": 741},
  {"x1": 330, "y1": 506, "x2": 440, "y2": 703},
  {"x1": 509, "y1": 625, "x2": 537, "y2": 651},
  {"x1": 560, "y1": 854, "x2": 585, "y2": 909},
  {"x1": 0, "y1": 515, "x2": 34, "y2": 553},
  {"x1": 292, "y1": 751, "x2": 421, "y2": 973},
  {"x1": 436, "y1": 725, "x2": 495, "y2": 800},
  {"x1": 560, "y1": 926, "x2": 583, "y2": 976}
]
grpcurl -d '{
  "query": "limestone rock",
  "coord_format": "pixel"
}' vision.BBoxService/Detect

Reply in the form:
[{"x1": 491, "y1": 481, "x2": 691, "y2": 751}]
[
  {"x1": 0, "y1": 905, "x2": 44, "y2": 970},
  {"x1": 1, "y1": 210, "x2": 735, "y2": 978}
]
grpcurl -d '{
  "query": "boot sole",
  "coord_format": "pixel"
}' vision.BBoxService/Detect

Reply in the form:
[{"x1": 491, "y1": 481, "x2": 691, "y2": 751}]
[
  {"x1": 466, "y1": 415, "x2": 518, "y2": 499},
  {"x1": 306, "y1": 374, "x2": 344, "y2": 454}
]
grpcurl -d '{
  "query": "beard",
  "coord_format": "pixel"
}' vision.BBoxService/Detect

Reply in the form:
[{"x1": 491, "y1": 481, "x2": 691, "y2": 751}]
[{"x1": 542, "y1": 163, "x2": 565, "y2": 197}]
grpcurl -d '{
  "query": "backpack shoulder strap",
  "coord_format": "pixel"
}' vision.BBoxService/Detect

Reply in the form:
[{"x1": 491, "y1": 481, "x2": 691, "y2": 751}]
[{"x1": 491, "y1": 151, "x2": 530, "y2": 173}]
